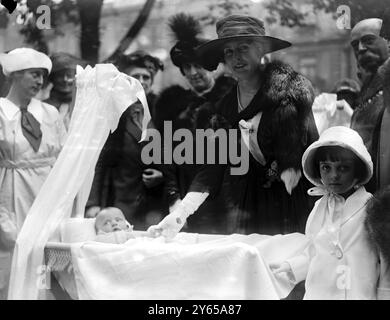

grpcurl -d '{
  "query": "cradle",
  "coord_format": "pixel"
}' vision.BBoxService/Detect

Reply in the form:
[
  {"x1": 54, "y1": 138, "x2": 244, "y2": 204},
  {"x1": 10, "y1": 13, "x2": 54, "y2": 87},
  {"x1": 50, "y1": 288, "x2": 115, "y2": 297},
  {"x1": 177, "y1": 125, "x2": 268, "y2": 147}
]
[
  {"x1": 44, "y1": 220, "x2": 154, "y2": 300},
  {"x1": 42, "y1": 218, "x2": 309, "y2": 300}
]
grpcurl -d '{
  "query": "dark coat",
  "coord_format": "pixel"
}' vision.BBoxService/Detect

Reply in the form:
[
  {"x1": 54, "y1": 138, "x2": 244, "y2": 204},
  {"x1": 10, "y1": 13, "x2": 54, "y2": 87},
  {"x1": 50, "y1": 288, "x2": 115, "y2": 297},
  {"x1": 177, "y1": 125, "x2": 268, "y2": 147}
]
[
  {"x1": 352, "y1": 66, "x2": 386, "y2": 192},
  {"x1": 87, "y1": 93, "x2": 168, "y2": 230},
  {"x1": 188, "y1": 61, "x2": 319, "y2": 235},
  {"x1": 154, "y1": 75, "x2": 236, "y2": 234},
  {"x1": 370, "y1": 57, "x2": 390, "y2": 191}
]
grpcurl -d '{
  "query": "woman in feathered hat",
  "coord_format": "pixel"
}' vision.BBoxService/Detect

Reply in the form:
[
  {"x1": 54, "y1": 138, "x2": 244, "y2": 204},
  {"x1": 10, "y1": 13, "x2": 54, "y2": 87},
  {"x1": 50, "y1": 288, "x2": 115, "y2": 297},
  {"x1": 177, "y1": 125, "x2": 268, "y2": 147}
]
[
  {"x1": 148, "y1": 15, "x2": 319, "y2": 238},
  {"x1": 152, "y1": 13, "x2": 236, "y2": 235},
  {"x1": 0, "y1": 48, "x2": 66, "y2": 298}
]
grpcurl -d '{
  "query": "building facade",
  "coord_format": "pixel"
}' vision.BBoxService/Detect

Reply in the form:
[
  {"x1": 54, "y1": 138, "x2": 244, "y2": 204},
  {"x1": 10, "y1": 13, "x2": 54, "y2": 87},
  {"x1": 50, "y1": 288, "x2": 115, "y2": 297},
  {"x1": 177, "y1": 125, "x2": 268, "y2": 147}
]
[{"x1": 0, "y1": 0, "x2": 359, "y2": 94}]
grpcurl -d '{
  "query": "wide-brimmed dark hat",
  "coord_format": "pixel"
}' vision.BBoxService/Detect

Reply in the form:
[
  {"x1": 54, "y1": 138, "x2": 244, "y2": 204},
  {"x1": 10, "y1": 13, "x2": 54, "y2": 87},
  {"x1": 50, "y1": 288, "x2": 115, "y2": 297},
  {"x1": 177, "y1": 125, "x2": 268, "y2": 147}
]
[
  {"x1": 170, "y1": 37, "x2": 209, "y2": 68},
  {"x1": 197, "y1": 15, "x2": 291, "y2": 71},
  {"x1": 50, "y1": 52, "x2": 84, "y2": 74},
  {"x1": 116, "y1": 50, "x2": 164, "y2": 77}
]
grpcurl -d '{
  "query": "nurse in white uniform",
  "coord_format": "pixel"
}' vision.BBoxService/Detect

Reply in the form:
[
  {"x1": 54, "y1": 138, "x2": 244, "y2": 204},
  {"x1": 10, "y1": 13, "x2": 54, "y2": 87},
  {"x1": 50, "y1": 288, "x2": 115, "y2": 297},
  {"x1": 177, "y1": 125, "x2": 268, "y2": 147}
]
[{"x1": 0, "y1": 48, "x2": 66, "y2": 299}]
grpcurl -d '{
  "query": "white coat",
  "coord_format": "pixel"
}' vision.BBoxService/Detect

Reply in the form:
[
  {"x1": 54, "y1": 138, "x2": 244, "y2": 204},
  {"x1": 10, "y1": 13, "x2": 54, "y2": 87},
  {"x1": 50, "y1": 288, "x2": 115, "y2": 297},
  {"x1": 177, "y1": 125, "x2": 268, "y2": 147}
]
[
  {"x1": 0, "y1": 97, "x2": 66, "y2": 298},
  {"x1": 287, "y1": 187, "x2": 379, "y2": 299}
]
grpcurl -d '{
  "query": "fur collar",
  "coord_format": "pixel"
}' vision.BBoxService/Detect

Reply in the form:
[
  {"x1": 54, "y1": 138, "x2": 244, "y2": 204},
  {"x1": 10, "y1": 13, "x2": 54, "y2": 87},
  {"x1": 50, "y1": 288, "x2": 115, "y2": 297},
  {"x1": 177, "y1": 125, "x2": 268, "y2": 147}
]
[{"x1": 260, "y1": 60, "x2": 315, "y2": 118}]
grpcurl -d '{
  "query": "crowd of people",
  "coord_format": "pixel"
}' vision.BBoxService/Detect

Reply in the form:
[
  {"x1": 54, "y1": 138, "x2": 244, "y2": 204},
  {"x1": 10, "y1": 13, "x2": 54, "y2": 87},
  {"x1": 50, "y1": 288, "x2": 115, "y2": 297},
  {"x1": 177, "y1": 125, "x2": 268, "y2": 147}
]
[{"x1": 0, "y1": 12, "x2": 389, "y2": 300}]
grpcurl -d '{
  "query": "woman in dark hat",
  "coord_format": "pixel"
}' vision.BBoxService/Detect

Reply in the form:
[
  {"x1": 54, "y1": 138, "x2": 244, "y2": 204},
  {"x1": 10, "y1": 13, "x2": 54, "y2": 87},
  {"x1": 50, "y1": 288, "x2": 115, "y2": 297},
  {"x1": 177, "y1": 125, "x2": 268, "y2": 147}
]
[
  {"x1": 45, "y1": 52, "x2": 85, "y2": 131},
  {"x1": 86, "y1": 50, "x2": 168, "y2": 230},
  {"x1": 148, "y1": 15, "x2": 319, "y2": 238},
  {"x1": 153, "y1": 13, "x2": 236, "y2": 235},
  {"x1": 116, "y1": 50, "x2": 163, "y2": 120},
  {"x1": 332, "y1": 78, "x2": 360, "y2": 109}
]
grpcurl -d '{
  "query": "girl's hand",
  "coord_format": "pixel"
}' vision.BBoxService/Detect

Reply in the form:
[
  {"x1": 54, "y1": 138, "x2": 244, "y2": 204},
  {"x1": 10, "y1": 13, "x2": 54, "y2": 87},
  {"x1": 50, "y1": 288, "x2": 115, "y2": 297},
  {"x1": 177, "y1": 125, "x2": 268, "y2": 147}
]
[{"x1": 269, "y1": 261, "x2": 292, "y2": 274}]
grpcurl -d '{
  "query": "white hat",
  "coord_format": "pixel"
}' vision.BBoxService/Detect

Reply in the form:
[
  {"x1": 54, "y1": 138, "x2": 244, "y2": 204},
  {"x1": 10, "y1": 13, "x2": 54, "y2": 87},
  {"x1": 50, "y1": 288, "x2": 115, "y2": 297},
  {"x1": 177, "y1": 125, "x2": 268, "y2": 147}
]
[
  {"x1": 302, "y1": 126, "x2": 373, "y2": 187},
  {"x1": 351, "y1": 18, "x2": 383, "y2": 42},
  {"x1": 0, "y1": 47, "x2": 52, "y2": 76}
]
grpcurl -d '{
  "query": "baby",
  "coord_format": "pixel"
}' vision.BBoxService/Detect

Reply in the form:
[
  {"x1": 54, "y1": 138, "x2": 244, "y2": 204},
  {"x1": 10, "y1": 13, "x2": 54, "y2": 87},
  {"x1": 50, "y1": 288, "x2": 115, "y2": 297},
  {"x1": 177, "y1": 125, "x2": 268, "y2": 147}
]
[{"x1": 94, "y1": 207, "x2": 135, "y2": 244}]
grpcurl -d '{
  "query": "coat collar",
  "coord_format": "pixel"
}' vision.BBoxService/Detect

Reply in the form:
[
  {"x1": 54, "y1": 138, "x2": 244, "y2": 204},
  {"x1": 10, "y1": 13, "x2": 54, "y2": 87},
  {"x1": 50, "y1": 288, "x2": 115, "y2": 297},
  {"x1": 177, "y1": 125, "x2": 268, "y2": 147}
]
[
  {"x1": 0, "y1": 97, "x2": 43, "y2": 124},
  {"x1": 340, "y1": 186, "x2": 371, "y2": 226},
  {"x1": 219, "y1": 82, "x2": 265, "y2": 125},
  {"x1": 307, "y1": 186, "x2": 371, "y2": 235},
  {"x1": 359, "y1": 71, "x2": 383, "y2": 103},
  {"x1": 218, "y1": 61, "x2": 311, "y2": 125}
]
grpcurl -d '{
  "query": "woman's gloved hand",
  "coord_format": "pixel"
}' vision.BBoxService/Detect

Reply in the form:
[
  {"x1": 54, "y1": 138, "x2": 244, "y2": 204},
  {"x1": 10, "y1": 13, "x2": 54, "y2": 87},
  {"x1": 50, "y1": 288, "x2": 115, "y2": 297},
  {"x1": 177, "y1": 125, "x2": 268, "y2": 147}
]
[
  {"x1": 147, "y1": 204, "x2": 189, "y2": 240},
  {"x1": 147, "y1": 191, "x2": 209, "y2": 240}
]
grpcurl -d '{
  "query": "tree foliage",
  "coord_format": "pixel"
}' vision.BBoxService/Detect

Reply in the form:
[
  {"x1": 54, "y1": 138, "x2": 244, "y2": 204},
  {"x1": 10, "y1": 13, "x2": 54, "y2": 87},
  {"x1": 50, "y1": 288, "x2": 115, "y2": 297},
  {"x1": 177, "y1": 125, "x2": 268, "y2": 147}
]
[
  {"x1": 13, "y1": 0, "x2": 79, "y2": 53},
  {"x1": 104, "y1": 0, "x2": 156, "y2": 63},
  {"x1": 199, "y1": 0, "x2": 249, "y2": 27},
  {"x1": 1, "y1": 0, "x2": 156, "y2": 63},
  {"x1": 264, "y1": 0, "x2": 390, "y2": 34}
]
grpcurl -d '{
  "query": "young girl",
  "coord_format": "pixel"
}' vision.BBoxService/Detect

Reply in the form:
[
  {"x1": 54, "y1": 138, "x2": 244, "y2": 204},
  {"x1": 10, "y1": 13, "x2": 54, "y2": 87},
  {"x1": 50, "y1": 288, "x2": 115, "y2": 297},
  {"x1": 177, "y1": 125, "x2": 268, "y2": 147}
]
[{"x1": 271, "y1": 126, "x2": 379, "y2": 299}]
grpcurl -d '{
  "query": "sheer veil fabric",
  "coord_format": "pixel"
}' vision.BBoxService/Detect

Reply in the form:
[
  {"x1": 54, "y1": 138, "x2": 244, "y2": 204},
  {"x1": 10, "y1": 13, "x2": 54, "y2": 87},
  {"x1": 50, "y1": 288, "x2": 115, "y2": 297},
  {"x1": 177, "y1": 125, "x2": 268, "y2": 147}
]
[{"x1": 8, "y1": 64, "x2": 150, "y2": 300}]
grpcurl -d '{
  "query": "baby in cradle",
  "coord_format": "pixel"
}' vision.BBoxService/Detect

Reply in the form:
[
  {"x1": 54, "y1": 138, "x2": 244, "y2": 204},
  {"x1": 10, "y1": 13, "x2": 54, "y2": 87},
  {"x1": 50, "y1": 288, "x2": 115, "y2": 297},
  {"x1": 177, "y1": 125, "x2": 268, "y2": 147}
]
[{"x1": 94, "y1": 207, "x2": 135, "y2": 244}]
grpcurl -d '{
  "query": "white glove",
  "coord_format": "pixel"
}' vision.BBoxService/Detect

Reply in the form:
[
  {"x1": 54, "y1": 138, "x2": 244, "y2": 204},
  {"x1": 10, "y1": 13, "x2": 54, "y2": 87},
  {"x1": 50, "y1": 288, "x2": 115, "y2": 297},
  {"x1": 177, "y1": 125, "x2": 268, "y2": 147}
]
[
  {"x1": 269, "y1": 261, "x2": 292, "y2": 274},
  {"x1": 280, "y1": 168, "x2": 301, "y2": 195},
  {"x1": 169, "y1": 198, "x2": 182, "y2": 213},
  {"x1": 269, "y1": 261, "x2": 296, "y2": 283},
  {"x1": 147, "y1": 204, "x2": 189, "y2": 240},
  {"x1": 147, "y1": 191, "x2": 209, "y2": 240}
]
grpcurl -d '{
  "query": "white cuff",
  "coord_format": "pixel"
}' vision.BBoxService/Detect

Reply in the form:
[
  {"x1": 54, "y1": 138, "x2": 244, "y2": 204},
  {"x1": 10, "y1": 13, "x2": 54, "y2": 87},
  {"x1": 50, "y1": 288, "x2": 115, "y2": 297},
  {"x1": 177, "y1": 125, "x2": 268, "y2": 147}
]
[{"x1": 179, "y1": 192, "x2": 209, "y2": 218}]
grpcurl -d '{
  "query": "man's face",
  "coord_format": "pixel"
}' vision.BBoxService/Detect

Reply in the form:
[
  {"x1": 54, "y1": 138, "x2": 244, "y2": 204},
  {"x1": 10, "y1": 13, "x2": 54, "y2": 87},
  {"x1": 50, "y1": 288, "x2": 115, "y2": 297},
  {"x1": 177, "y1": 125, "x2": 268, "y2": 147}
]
[
  {"x1": 125, "y1": 67, "x2": 153, "y2": 94},
  {"x1": 351, "y1": 32, "x2": 389, "y2": 73},
  {"x1": 51, "y1": 68, "x2": 76, "y2": 94},
  {"x1": 182, "y1": 62, "x2": 213, "y2": 93},
  {"x1": 13, "y1": 68, "x2": 45, "y2": 98}
]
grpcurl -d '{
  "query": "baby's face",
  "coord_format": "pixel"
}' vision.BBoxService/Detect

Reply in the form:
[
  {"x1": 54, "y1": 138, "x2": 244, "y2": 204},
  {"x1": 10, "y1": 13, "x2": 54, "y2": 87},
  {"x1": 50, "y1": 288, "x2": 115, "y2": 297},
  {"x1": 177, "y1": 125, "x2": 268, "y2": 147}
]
[{"x1": 95, "y1": 209, "x2": 128, "y2": 233}]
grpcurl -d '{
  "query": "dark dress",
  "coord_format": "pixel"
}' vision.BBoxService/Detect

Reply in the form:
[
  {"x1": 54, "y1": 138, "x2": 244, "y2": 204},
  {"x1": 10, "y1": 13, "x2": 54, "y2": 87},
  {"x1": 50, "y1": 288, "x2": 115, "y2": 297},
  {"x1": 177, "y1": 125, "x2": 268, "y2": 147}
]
[
  {"x1": 87, "y1": 93, "x2": 168, "y2": 230},
  {"x1": 187, "y1": 62, "x2": 319, "y2": 235},
  {"x1": 154, "y1": 75, "x2": 236, "y2": 234}
]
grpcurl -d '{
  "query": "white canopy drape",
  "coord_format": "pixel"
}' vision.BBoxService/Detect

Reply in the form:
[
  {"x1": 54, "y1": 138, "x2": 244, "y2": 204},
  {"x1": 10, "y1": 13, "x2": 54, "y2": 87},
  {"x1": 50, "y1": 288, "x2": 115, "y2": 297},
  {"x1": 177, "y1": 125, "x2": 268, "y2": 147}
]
[{"x1": 8, "y1": 64, "x2": 150, "y2": 300}]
